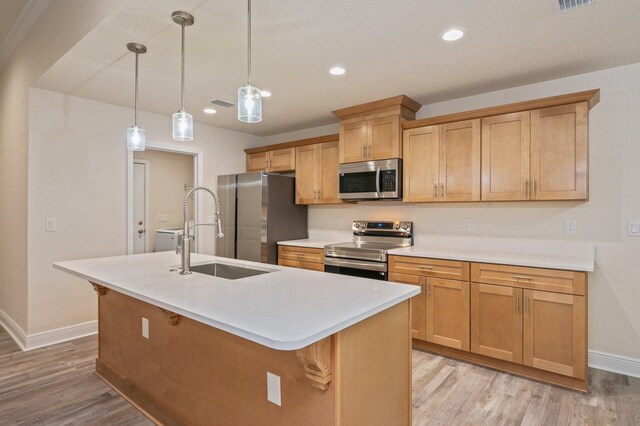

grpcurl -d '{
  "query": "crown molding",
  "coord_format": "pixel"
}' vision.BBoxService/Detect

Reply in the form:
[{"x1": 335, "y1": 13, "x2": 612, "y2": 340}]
[{"x1": 0, "y1": 0, "x2": 51, "y2": 70}]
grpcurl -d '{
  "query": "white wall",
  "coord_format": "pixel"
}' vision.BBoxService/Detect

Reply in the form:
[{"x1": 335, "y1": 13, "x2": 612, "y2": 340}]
[
  {"x1": 266, "y1": 63, "x2": 640, "y2": 360},
  {"x1": 27, "y1": 87, "x2": 261, "y2": 334}
]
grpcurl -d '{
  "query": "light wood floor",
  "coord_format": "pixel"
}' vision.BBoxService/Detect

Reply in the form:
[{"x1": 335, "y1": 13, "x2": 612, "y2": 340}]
[{"x1": 1, "y1": 326, "x2": 638, "y2": 425}]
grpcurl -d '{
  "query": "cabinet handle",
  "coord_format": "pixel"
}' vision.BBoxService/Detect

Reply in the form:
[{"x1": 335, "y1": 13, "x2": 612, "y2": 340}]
[
  {"x1": 416, "y1": 265, "x2": 433, "y2": 269},
  {"x1": 440, "y1": 184, "x2": 444, "y2": 199},
  {"x1": 367, "y1": 145, "x2": 371, "y2": 158},
  {"x1": 362, "y1": 145, "x2": 366, "y2": 158},
  {"x1": 523, "y1": 179, "x2": 529, "y2": 196},
  {"x1": 512, "y1": 275, "x2": 533, "y2": 281},
  {"x1": 433, "y1": 183, "x2": 438, "y2": 199},
  {"x1": 516, "y1": 293, "x2": 520, "y2": 312},
  {"x1": 525, "y1": 295, "x2": 530, "y2": 312},
  {"x1": 317, "y1": 190, "x2": 321, "y2": 200},
  {"x1": 532, "y1": 178, "x2": 536, "y2": 196},
  {"x1": 427, "y1": 282, "x2": 431, "y2": 296}
]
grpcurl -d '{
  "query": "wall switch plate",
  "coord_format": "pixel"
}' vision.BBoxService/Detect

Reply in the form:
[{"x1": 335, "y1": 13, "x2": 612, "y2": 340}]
[
  {"x1": 157, "y1": 214, "x2": 168, "y2": 223},
  {"x1": 45, "y1": 217, "x2": 56, "y2": 232},
  {"x1": 466, "y1": 218, "x2": 476, "y2": 232},
  {"x1": 266, "y1": 372, "x2": 281, "y2": 406},
  {"x1": 628, "y1": 220, "x2": 640, "y2": 237},
  {"x1": 142, "y1": 317, "x2": 149, "y2": 339},
  {"x1": 565, "y1": 219, "x2": 577, "y2": 235}
]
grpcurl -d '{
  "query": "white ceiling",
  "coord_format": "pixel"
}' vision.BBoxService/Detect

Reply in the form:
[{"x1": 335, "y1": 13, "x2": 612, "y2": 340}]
[
  {"x1": 34, "y1": 0, "x2": 640, "y2": 136},
  {"x1": 0, "y1": 0, "x2": 27, "y2": 44}
]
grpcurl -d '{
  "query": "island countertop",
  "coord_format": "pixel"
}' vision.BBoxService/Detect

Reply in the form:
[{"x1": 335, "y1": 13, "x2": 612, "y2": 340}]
[{"x1": 54, "y1": 252, "x2": 419, "y2": 351}]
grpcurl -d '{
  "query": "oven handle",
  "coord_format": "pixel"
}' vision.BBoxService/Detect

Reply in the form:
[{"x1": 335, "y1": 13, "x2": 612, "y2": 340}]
[
  {"x1": 324, "y1": 257, "x2": 387, "y2": 272},
  {"x1": 375, "y1": 167, "x2": 381, "y2": 197}
]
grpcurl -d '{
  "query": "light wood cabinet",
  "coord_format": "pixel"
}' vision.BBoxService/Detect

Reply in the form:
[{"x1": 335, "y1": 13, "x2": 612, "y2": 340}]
[
  {"x1": 403, "y1": 119, "x2": 480, "y2": 202},
  {"x1": 389, "y1": 256, "x2": 470, "y2": 351},
  {"x1": 481, "y1": 102, "x2": 588, "y2": 201},
  {"x1": 295, "y1": 141, "x2": 341, "y2": 205},
  {"x1": 333, "y1": 95, "x2": 421, "y2": 164},
  {"x1": 278, "y1": 245, "x2": 325, "y2": 272},
  {"x1": 246, "y1": 148, "x2": 295, "y2": 172}
]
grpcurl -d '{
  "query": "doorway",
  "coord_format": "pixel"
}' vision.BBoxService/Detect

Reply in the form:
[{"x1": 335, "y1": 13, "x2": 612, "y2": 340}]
[{"x1": 127, "y1": 143, "x2": 204, "y2": 255}]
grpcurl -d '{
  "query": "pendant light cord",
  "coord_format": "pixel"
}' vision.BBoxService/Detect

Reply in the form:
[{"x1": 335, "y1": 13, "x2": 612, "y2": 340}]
[
  {"x1": 247, "y1": 0, "x2": 251, "y2": 85},
  {"x1": 134, "y1": 51, "x2": 139, "y2": 126},
  {"x1": 180, "y1": 22, "x2": 185, "y2": 111}
]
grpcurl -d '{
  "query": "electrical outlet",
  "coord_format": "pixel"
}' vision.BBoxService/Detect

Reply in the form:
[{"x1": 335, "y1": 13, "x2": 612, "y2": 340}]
[
  {"x1": 45, "y1": 217, "x2": 56, "y2": 232},
  {"x1": 564, "y1": 219, "x2": 577, "y2": 235},
  {"x1": 628, "y1": 220, "x2": 640, "y2": 237},
  {"x1": 142, "y1": 317, "x2": 149, "y2": 339},
  {"x1": 267, "y1": 372, "x2": 281, "y2": 406},
  {"x1": 157, "y1": 214, "x2": 168, "y2": 223},
  {"x1": 466, "y1": 218, "x2": 476, "y2": 232}
]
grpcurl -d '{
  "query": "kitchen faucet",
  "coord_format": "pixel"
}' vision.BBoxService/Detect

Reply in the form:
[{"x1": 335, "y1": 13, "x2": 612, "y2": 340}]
[{"x1": 179, "y1": 186, "x2": 224, "y2": 275}]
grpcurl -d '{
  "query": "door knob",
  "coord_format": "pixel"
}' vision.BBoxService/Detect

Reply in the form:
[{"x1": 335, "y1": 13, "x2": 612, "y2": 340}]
[{"x1": 138, "y1": 229, "x2": 144, "y2": 234}]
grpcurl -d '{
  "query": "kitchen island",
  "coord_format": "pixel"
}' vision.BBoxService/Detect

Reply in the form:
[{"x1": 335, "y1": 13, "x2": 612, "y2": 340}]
[{"x1": 54, "y1": 252, "x2": 419, "y2": 425}]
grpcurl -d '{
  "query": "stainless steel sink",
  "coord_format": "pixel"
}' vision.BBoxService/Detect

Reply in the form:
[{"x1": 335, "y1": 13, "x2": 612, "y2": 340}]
[{"x1": 189, "y1": 263, "x2": 272, "y2": 280}]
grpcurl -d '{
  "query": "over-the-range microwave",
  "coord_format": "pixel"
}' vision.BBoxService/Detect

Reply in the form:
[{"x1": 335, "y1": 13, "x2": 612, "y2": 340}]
[{"x1": 338, "y1": 159, "x2": 402, "y2": 200}]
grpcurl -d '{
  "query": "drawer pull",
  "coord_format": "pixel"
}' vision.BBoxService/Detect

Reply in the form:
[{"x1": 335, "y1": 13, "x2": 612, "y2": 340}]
[
  {"x1": 416, "y1": 265, "x2": 433, "y2": 269},
  {"x1": 516, "y1": 293, "x2": 520, "y2": 312},
  {"x1": 512, "y1": 275, "x2": 533, "y2": 281}
]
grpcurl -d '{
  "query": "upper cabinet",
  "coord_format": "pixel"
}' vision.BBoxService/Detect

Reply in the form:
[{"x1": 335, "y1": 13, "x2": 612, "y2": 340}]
[
  {"x1": 333, "y1": 95, "x2": 422, "y2": 164},
  {"x1": 403, "y1": 119, "x2": 481, "y2": 202},
  {"x1": 246, "y1": 148, "x2": 295, "y2": 173},
  {"x1": 295, "y1": 140, "x2": 341, "y2": 205}
]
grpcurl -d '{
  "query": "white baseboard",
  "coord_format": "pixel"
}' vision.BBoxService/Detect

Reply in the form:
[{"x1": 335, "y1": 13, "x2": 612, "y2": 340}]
[
  {"x1": 24, "y1": 320, "x2": 97, "y2": 351},
  {"x1": 0, "y1": 307, "x2": 27, "y2": 350},
  {"x1": 589, "y1": 349, "x2": 640, "y2": 379}
]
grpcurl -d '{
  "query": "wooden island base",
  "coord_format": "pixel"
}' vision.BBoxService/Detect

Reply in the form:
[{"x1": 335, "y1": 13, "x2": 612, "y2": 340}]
[{"x1": 93, "y1": 287, "x2": 411, "y2": 425}]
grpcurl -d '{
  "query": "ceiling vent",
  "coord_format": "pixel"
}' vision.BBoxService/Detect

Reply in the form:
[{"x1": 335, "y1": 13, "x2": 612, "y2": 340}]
[
  {"x1": 557, "y1": 0, "x2": 598, "y2": 11},
  {"x1": 209, "y1": 99, "x2": 235, "y2": 108}
]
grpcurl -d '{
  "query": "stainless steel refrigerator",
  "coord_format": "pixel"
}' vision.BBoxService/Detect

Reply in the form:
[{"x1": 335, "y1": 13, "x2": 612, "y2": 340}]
[{"x1": 216, "y1": 172, "x2": 308, "y2": 264}]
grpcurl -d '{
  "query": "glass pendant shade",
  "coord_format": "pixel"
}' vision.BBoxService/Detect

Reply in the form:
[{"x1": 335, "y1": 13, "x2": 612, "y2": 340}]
[
  {"x1": 237, "y1": 84, "x2": 262, "y2": 123},
  {"x1": 172, "y1": 110, "x2": 193, "y2": 141},
  {"x1": 127, "y1": 126, "x2": 145, "y2": 151}
]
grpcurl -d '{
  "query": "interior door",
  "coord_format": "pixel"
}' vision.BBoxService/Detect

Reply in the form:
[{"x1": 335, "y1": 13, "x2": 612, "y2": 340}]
[
  {"x1": 402, "y1": 125, "x2": 439, "y2": 202},
  {"x1": 439, "y1": 119, "x2": 481, "y2": 202},
  {"x1": 133, "y1": 162, "x2": 146, "y2": 254}
]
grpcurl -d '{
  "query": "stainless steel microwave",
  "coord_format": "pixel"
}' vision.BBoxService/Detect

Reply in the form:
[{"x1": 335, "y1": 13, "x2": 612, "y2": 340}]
[{"x1": 338, "y1": 159, "x2": 402, "y2": 200}]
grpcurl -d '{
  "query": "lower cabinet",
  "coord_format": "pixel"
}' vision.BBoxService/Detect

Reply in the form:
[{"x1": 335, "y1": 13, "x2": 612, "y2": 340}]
[
  {"x1": 390, "y1": 255, "x2": 588, "y2": 391},
  {"x1": 278, "y1": 245, "x2": 325, "y2": 272}
]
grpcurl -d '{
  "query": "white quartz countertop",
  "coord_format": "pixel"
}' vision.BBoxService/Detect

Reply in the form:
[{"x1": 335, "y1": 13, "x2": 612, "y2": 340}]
[
  {"x1": 388, "y1": 236, "x2": 595, "y2": 272},
  {"x1": 54, "y1": 252, "x2": 419, "y2": 351},
  {"x1": 277, "y1": 239, "x2": 341, "y2": 249}
]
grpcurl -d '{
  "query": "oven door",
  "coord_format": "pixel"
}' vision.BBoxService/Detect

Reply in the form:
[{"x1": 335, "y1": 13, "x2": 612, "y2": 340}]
[
  {"x1": 324, "y1": 257, "x2": 387, "y2": 281},
  {"x1": 338, "y1": 159, "x2": 401, "y2": 200}
]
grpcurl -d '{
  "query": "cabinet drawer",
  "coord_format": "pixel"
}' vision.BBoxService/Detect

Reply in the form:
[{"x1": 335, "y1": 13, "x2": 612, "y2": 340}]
[
  {"x1": 471, "y1": 263, "x2": 585, "y2": 295},
  {"x1": 389, "y1": 256, "x2": 469, "y2": 281},
  {"x1": 278, "y1": 258, "x2": 325, "y2": 272},
  {"x1": 278, "y1": 246, "x2": 324, "y2": 264}
]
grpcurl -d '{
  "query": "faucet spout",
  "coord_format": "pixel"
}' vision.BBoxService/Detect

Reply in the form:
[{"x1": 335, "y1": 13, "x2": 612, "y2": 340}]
[{"x1": 180, "y1": 186, "x2": 224, "y2": 275}]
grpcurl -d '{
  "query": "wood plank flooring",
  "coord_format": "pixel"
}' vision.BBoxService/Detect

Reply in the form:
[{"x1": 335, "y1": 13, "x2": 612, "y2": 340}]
[{"x1": 1, "y1": 326, "x2": 638, "y2": 425}]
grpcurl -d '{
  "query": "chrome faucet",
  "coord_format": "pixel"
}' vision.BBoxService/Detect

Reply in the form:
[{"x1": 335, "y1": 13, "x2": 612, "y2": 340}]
[{"x1": 179, "y1": 186, "x2": 224, "y2": 275}]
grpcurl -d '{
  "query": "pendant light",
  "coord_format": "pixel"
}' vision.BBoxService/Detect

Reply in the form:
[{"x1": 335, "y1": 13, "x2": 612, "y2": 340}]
[
  {"x1": 172, "y1": 11, "x2": 194, "y2": 141},
  {"x1": 126, "y1": 42, "x2": 147, "y2": 151},
  {"x1": 238, "y1": 0, "x2": 262, "y2": 123}
]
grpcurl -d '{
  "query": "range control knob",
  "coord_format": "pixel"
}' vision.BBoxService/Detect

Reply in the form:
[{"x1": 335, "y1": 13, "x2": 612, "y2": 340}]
[
  {"x1": 402, "y1": 223, "x2": 409, "y2": 230},
  {"x1": 394, "y1": 223, "x2": 400, "y2": 230},
  {"x1": 354, "y1": 223, "x2": 361, "y2": 229}
]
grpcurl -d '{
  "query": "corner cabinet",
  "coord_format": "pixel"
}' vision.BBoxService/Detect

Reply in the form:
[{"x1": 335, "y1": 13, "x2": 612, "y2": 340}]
[
  {"x1": 391, "y1": 255, "x2": 588, "y2": 392},
  {"x1": 333, "y1": 95, "x2": 422, "y2": 164},
  {"x1": 403, "y1": 119, "x2": 481, "y2": 202},
  {"x1": 295, "y1": 140, "x2": 341, "y2": 205},
  {"x1": 246, "y1": 148, "x2": 296, "y2": 172}
]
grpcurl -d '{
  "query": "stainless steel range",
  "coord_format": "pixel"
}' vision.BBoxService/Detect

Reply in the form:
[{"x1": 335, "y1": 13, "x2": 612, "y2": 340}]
[{"x1": 324, "y1": 220, "x2": 413, "y2": 281}]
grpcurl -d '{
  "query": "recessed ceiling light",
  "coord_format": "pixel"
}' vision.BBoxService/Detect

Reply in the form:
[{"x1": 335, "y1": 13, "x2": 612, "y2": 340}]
[
  {"x1": 260, "y1": 90, "x2": 272, "y2": 97},
  {"x1": 203, "y1": 108, "x2": 217, "y2": 114},
  {"x1": 442, "y1": 28, "x2": 465, "y2": 41},
  {"x1": 329, "y1": 66, "x2": 346, "y2": 76}
]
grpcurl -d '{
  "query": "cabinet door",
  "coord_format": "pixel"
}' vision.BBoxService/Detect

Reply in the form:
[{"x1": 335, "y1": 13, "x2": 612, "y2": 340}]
[
  {"x1": 369, "y1": 115, "x2": 401, "y2": 160},
  {"x1": 523, "y1": 290, "x2": 586, "y2": 379},
  {"x1": 339, "y1": 121, "x2": 368, "y2": 163},
  {"x1": 246, "y1": 151, "x2": 269, "y2": 172},
  {"x1": 426, "y1": 278, "x2": 470, "y2": 351},
  {"x1": 471, "y1": 283, "x2": 523, "y2": 363},
  {"x1": 317, "y1": 141, "x2": 341, "y2": 204},
  {"x1": 295, "y1": 145, "x2": 318, "y2": 205},
  {"x1": 439, "y1": 119, "x2": 481, "y2": 202},
  {"x1": 481, "y1": 112, "x2": 531, "y2": 201},
  {"x1": 530, "y1": 103, "x2": 588, "y2": 201},
  {"x1": 402, "y1": 126, "x2": 440, "y2": 202},
  {"x1": 389, "y1": 272, "x2": 426, "y2": 341},
  {"x1": 269, "y1": 148, "x2": 296, "y2": 172}
]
